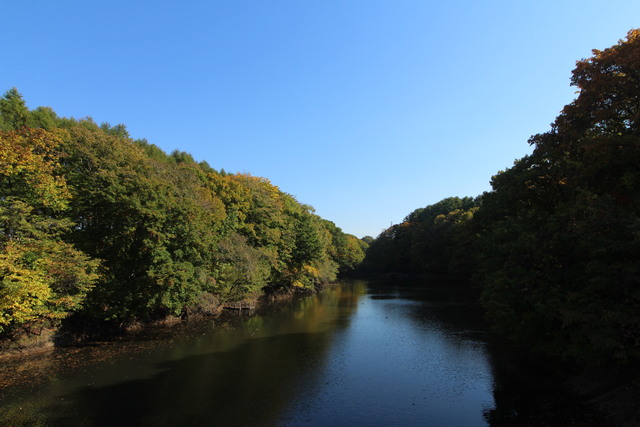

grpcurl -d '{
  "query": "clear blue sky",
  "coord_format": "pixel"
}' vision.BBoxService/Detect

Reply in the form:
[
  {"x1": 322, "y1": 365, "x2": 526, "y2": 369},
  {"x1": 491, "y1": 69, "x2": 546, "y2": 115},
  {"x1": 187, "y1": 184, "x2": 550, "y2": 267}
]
[{"x1": 2, "y1": 1, "x2": 638, "y2": 238}]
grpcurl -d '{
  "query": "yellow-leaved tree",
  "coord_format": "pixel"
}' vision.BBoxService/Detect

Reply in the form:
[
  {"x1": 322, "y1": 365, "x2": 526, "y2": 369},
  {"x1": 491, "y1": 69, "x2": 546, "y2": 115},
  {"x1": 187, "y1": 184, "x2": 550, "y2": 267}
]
[{"x1": 0, "y1": 128, "x2": 99, "y2": 336}]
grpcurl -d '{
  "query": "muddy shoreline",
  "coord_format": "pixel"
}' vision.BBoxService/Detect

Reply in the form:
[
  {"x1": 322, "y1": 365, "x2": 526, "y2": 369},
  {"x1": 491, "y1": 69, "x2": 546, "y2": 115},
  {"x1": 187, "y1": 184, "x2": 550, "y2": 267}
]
[{"x1": 0, "y1": 284, "x2": 319, "y2": 368}]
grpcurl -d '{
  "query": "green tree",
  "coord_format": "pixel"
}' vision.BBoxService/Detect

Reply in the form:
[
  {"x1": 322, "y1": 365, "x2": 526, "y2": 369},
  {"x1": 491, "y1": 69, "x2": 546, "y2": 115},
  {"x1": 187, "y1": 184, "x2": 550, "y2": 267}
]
[
  {"x1": 0, "y1": 128, "x2": 99, "y2": 336},
  {"x1": 212, "y1": 233, "x2": 270, "y2": 301},
  {"x1": 0, "y1": 88, "x2": 29, "y2": 131},
  {"x1": 477, "y1": 29, "x2": 640, "y2": 365},
  {"x1": 0, "y1": 87, "x2": 368, "y2": 334},
  {"x1": 62, "y1": 124, "x2": 226, "y2": 321},
  {"x1": 99, "y1": 122, "x2": 130, "y2": 139},
  {"x1": 361, "y1": 196, "x2": 478, "y2": 278},
  {"x1": 28, "y1": 106, "x2": 60, "y2": 130}
]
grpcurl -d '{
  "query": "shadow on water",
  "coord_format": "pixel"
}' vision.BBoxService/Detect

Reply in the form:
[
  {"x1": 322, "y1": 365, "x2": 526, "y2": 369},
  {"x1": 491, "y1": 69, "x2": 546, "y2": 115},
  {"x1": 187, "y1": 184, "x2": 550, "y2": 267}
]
[
  {"x1": 367, "y1": 280, "x2": 605, "y2": 426},
  {"x1": 41, "y1": 332, "x2": 334, "y2": 427},
  {"x1": 483, "y1": 344, "x2": 604, "y2": 426},
  {"x1": 0, "y1": 280, "x2": 606, "y2": 426},
  {"x1": 0, "y1": 283, "x2": 366, "y2": 426}
]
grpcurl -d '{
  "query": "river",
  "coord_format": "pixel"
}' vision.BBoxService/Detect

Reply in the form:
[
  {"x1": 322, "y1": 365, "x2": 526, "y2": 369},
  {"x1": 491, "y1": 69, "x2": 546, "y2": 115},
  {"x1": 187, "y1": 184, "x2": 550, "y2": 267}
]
[{"x1": 0, "y1": 280, "x2": 600, "y2": 426}]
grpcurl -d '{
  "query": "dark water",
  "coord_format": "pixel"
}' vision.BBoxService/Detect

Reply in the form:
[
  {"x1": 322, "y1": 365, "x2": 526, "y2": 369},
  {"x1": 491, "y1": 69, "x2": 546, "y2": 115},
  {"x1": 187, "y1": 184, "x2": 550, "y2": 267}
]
[{"x1": 0, "y1": 280, "x2": 599, "y2": 426}]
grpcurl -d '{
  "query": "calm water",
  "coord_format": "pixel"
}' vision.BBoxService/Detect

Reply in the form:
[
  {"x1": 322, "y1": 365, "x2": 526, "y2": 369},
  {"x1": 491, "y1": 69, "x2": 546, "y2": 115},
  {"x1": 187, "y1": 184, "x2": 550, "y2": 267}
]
[{"x1": 0, "y1": 280, "x2": 598, "y2": 426}]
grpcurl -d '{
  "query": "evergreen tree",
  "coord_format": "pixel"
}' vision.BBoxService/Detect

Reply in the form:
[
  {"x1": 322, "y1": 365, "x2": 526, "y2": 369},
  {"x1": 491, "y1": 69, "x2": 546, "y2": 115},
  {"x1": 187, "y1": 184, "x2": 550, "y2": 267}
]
[{"x1": 0, "y1": 88, "x2": 29, "y2": 130}]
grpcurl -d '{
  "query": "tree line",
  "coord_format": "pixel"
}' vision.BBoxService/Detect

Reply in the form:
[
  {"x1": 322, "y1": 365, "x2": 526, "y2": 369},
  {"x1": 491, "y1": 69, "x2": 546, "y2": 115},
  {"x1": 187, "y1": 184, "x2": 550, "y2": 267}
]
[
  {"x1": 0, "y1": 91, "x2": 367, "y2": 340},
  {"x1": 362, "y1": 30, "x2": 640, "y2": 367}
]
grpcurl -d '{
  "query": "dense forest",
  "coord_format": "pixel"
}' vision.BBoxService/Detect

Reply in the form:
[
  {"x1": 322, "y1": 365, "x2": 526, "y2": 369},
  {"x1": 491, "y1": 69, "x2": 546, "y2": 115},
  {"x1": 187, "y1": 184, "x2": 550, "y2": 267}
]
[
  {"x1": 363, "y1": 30, "x2": 640, "y2": 367},
  {"x1": 0, "y1": 91, "x2": 367, "y2": 343},
  {"x1": 2, "y1": 30, "x2": 639, "y2": 372}
]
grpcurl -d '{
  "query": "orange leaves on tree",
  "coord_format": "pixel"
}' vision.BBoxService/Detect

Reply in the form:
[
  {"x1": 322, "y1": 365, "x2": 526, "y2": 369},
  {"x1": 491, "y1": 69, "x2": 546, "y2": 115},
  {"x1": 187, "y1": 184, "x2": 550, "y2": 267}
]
[{"x1": 0, "y1": 128, "x2": 70, "y2": 210}]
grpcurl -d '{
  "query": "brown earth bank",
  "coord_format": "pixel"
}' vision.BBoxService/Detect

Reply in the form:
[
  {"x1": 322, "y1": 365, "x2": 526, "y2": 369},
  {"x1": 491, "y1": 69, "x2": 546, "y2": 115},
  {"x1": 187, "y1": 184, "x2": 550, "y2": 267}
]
[
  {"x1": 0, "y1": 284, "x2": 319, "y2": 362},
  {"x1": 0, "y1": 284, "x2": 324, "y2": 393}
]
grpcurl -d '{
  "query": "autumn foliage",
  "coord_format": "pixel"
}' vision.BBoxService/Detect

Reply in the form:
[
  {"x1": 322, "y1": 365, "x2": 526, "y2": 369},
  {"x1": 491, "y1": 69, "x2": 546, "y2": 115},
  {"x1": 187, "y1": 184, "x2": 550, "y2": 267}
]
[
  {"x1": 363, "y1": 30, "x2": 640, "y2": 366},
  {"x1": 0, "y1": 91, "x2": 366, "y2": 338}
]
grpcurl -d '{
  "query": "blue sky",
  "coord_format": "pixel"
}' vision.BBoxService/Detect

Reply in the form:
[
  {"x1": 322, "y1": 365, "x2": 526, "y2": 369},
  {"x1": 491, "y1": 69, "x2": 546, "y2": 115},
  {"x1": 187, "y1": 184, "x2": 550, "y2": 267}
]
[{"x1": 2, "y1": 1, "x2": 639, "y2": 237}]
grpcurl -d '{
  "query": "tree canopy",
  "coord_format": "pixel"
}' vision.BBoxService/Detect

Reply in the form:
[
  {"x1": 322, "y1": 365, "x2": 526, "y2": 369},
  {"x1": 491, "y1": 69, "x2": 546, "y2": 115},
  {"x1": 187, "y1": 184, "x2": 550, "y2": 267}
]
[
  {"x1": 0, "y1": 88, "x2": 367, "y2": 337},
  {"x1": 361, "y1": 30, "x2": 640, "y2": 367}
]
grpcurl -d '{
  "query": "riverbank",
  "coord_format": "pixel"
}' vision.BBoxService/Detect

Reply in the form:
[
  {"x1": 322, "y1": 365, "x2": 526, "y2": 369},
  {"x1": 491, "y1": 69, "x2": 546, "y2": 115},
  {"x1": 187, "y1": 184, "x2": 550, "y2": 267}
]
[
  {"x1": 0, "y1": 287, "x2": 313, "y2": 394},
  {"x1": 0, "y1": 283, "x2": 323, "y2": 362},
  {"x1": 2, "y1": 280, "x2": 637, "y2": 426}
]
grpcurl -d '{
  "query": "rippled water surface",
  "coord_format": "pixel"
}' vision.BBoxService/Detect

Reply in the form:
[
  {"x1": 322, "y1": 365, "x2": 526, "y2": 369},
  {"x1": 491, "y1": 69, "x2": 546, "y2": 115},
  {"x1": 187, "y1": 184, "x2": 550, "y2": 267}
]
[{"x1": 0, "y1": 280, "x2": 598, "y2": 426}]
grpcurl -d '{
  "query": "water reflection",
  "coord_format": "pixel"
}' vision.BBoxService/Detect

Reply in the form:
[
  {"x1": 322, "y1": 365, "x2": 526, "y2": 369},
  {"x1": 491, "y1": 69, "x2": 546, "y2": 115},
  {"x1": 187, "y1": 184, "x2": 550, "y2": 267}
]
[
  {"x1": 0, "y1": 283, "x2": 366, "y2": 426},
  {"x1": 484, "y1": 343, "x2": 604, "y2": 426},
  {"x1": 42, "y1": 333, "x2": 334, "y2": 426},
  {"x1": 0, "y1": 280, "x2": 600, "y2": 426},
  {"x1": 281, "y1": 282, "x2": 494, "y2": 427}
]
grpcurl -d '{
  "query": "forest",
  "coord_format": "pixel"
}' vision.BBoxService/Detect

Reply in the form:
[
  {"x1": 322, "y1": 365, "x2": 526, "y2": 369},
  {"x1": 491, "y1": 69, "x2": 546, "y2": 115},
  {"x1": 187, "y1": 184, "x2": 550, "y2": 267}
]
[
  {"x1": 2, "y1": 30, "x2": 639, "y2": 371},
  {"x1": 0, "y1": 91, "x2": 367, "y2": 345},
  {"x1": 363, "y1": 30, "x2": 640, "y2": 367}
]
